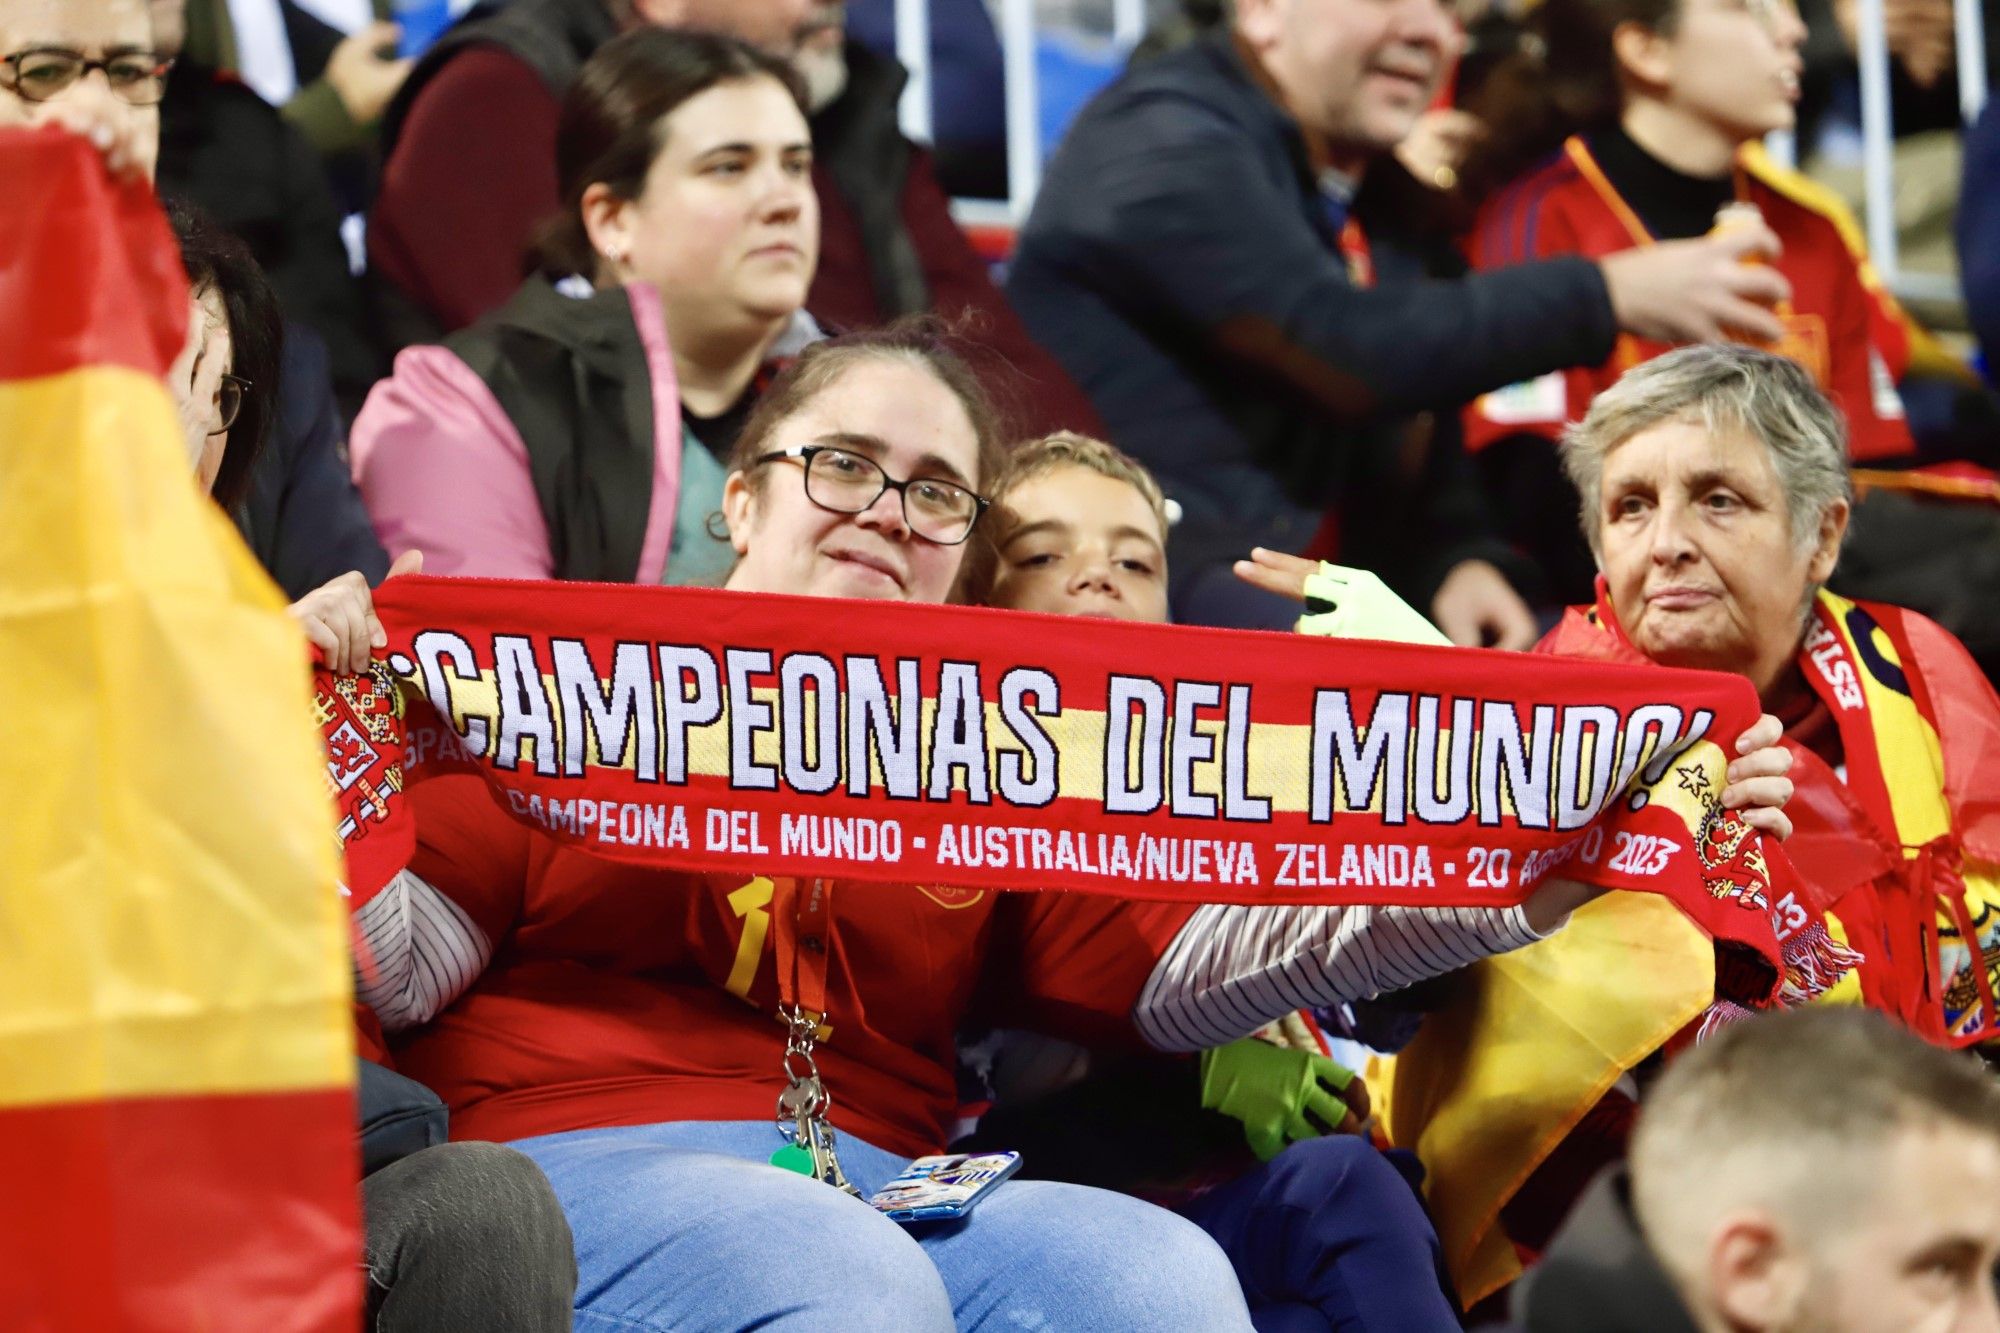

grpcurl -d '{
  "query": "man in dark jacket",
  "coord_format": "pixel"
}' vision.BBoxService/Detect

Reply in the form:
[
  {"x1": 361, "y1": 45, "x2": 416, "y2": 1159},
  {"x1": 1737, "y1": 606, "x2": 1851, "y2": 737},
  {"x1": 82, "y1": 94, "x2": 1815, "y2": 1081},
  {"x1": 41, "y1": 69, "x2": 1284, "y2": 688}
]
[
  {"x1": 1007, "y1": 0, "x2": 1795, "y2": 634},
  {"x1": 366, "y1": 0, "x2": 1098, "y2": 436},
  {"x1": 1507, "y1": 1008, "x2": 2000, "y2": 1333}
]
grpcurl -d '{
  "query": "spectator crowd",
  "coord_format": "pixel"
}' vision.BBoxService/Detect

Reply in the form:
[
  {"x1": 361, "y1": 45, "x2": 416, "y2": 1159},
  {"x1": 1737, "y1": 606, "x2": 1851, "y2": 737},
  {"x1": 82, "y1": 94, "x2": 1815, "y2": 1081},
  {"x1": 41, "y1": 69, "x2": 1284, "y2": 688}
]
[{"x1": 7, "y1": 0, "x2": 2000, "y2": 1326}]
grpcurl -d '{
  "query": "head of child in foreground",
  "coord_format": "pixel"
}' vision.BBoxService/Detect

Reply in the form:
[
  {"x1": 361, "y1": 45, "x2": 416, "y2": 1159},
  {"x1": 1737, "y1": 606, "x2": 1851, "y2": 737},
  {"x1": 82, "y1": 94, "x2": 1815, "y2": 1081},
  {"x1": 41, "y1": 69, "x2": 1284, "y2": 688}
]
[{"x1": 984, "y1": 433, "x2": 1171, "y2": 625}]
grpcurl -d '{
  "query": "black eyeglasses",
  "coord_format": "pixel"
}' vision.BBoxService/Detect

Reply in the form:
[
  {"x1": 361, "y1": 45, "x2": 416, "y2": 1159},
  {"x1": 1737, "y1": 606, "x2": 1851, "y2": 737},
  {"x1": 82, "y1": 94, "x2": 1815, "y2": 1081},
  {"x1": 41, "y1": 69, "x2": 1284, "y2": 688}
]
[
  {"x1": 1, "y1": 48, "x2": 175, "y2": 106},
  {"x1": 752, "y1": 443, "x2": 989, "y2": 546},
  {"x1": 207, "y1": 375, "x2": 251, "y2": 436}
]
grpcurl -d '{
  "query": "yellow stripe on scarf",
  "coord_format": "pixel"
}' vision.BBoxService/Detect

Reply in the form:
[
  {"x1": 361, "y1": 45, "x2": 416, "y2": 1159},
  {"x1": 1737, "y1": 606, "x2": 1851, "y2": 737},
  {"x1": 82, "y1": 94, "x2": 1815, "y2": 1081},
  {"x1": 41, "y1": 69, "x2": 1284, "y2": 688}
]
[{"x1": 1821, "y1": 591, "x2": 1952, "y2": 849}]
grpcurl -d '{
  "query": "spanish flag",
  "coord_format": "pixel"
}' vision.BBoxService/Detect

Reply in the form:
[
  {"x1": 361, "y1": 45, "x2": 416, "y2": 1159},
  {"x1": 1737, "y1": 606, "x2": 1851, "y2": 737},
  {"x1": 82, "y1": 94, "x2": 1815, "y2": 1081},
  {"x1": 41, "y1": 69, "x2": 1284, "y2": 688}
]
[{"x1": 0, "y1": 131, "x2": 360, "y2": 1328}]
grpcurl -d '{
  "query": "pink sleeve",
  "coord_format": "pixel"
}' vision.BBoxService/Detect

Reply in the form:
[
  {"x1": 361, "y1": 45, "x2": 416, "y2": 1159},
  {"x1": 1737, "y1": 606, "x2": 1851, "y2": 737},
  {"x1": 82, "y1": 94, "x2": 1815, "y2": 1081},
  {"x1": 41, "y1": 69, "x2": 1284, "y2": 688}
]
[
  {"x1": 349, "y1": 345, "x2": 556, "y2": 580},
  {"x1": 626, "y1": 282, "x2": 683, "y2": 585}
]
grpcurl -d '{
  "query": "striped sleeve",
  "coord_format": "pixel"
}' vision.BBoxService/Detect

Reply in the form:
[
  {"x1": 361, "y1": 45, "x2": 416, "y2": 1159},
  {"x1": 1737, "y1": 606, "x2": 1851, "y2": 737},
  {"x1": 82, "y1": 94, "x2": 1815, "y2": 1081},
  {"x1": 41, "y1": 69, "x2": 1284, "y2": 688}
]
[
  {"x1": 1132, "y1": 903, "x2": 1552, "y2": 1052},
  {"x1": 351, "y1": 870, "x2": 494, "y2": 1032}
]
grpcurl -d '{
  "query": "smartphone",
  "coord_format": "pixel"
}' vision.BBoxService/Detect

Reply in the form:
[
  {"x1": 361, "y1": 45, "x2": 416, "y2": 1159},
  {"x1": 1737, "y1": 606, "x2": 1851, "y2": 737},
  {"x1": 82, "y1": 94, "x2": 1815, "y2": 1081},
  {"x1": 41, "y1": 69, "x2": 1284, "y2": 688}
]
[
  {"x1": 392, "y1": 0, "x2": 455, "y2": 60},
  {"x1": 865, "y1": 1151, "x2": 1023, "y2": 1224}
]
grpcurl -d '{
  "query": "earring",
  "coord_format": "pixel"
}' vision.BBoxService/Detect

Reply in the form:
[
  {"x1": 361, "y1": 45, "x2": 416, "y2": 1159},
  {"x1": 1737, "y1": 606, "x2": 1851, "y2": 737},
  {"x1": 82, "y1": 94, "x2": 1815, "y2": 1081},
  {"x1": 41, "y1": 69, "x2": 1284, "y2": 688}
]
[{"x1": 603, "y1": 245, "x2": 628, "y2": 269}]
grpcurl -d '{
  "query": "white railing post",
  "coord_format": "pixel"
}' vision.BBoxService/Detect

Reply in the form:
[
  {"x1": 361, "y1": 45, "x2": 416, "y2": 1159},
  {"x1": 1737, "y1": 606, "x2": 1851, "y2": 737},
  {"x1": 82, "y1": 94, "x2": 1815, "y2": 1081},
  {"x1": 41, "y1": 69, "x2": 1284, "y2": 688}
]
[
  {"x1": 894, "y1": 0, "x2": 933, "y2": 144},
  {"x1": 1856, "y1": 0, "x2": 1902, "y2": 288},
  {"x1": 1112, "y1": 0, "x2": 1147, "y2": 49},
  {"x1": 1000, "y1": 0, "x2": 1043, "y2": 219},
  {"x1": 1956, "y1": 0, "x2": 1989, "y2": 123}
]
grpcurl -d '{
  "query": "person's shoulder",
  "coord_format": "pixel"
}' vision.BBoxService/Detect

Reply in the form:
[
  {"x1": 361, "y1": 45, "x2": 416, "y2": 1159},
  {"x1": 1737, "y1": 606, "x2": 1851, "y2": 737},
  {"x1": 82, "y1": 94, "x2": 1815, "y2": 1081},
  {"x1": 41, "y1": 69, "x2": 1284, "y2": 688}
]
[
  {"x1": 1742, "y1": 147, "x2": 1866, "y2": 252},
  {"x1": 409, "y1": 41, "x2": 553, "y2": 110},
  {"x1": 157, "y1": 59, "x2": 291, "y2": 159},
  {"x1": 1471, "y1": 147, "x2": 1592, "y2": 259},
  {"x1": 272, "y1": 321, "x2": 334, "y2": 447},
  {"x1": 1065, "y1": 34, "x2": 1269, "y2": 147},
  {"x1": 1861, "y1": 596, "x2": 1988, "y2": 678},
  {"x1": 1482, "y1": 147, "x2": 1589, "y2": 215},
  {"x1": 169, "y1": 62, "x2": 286, "y2": 121}
]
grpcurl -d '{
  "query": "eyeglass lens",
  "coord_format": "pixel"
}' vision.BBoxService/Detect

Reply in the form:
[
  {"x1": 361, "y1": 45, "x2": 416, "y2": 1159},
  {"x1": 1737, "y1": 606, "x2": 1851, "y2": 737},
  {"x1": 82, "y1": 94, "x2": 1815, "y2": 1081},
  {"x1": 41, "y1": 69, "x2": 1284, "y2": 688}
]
[
  {"x1": 6, "y1": 50, "x2": 171, "y2": 105},
  {"x1": 803, "y1": 448, "x2": 979, "y2": 543}
]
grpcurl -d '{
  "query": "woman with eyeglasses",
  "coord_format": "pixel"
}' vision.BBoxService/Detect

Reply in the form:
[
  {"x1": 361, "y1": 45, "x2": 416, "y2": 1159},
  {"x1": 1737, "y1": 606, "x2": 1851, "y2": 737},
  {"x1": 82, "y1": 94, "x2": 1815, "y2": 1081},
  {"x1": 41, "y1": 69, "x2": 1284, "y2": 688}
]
[
  {"x1": 350, "y1": 27, "x2": 824, "y2": 589},
  {"x1": 344, "y1": 322, "x2": 1281, "y2": 1331},
  {"x1": 163, "y1": 197, "x2": 277, "y2": 511}
]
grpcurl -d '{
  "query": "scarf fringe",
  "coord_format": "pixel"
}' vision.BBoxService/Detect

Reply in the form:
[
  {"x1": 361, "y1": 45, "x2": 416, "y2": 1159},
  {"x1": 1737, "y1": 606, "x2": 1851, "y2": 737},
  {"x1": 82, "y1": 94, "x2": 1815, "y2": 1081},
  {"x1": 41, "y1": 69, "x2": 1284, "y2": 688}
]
[{"x1": 1696, "y1": 921, "x2": 1866, "y2": 1042}]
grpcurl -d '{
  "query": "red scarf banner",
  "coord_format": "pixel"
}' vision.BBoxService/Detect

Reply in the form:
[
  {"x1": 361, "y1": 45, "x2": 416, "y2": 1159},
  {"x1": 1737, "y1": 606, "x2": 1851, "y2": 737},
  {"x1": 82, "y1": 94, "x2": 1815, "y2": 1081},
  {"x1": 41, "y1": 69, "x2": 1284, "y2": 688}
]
[{"x1": 323, "y1": 576, "x2": 1802, "y2": 997}]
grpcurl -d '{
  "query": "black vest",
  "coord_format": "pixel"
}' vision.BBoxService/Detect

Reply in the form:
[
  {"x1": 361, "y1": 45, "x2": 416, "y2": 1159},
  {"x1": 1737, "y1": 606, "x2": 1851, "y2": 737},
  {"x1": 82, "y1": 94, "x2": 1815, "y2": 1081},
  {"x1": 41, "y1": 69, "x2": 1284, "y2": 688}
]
[{"x1": 443, "y1": 277, "x2": 658, "y2": 583}]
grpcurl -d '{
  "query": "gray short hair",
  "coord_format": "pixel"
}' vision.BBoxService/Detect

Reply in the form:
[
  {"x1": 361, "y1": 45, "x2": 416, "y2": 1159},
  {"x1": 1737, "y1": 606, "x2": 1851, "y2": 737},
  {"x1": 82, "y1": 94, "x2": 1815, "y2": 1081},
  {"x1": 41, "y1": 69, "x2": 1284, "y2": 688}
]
[{"x1": 1560, "y1": 344, "x2": 1853, "y2": 561}]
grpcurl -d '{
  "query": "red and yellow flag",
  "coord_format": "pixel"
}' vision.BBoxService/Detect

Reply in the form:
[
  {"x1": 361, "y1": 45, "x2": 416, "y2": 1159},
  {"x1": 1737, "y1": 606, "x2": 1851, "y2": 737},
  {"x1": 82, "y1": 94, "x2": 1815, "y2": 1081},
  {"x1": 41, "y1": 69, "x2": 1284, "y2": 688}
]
[{"x1": 0, "y1": 129, "x2": 360, "y2": 1330}]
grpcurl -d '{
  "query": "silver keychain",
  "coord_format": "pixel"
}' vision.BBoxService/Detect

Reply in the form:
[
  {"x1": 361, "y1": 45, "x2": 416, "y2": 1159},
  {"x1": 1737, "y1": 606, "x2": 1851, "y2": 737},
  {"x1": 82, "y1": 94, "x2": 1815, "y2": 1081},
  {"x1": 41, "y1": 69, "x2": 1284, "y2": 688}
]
[{"x1": 773, "y1": 1004, "x2": 860, "y2": 1196}]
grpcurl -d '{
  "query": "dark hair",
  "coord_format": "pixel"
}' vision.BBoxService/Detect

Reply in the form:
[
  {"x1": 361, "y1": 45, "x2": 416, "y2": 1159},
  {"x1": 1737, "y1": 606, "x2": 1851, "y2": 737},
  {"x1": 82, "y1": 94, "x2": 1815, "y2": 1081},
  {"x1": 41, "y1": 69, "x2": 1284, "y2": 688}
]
[
  {"x1": 163, "y1": 197, "x2": 283, "y2": 512},
  {"x1": 724, "y1": 318, "x2": 1008, "y2": 601},
  {"x1": 530, "y1": 28, "x2": 808, "y2": 281},
  {"x1": 1456, "y1": 0, "x2": 1682, "y2": 211}
]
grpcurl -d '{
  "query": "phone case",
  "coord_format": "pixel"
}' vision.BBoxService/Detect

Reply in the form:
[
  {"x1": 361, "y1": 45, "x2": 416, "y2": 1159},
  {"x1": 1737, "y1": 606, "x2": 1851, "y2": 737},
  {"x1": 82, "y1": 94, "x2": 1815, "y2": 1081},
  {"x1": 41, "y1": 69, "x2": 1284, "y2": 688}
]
[{"x1": 865, "y1": 1151, "x2": 1023, "y2": 1224}]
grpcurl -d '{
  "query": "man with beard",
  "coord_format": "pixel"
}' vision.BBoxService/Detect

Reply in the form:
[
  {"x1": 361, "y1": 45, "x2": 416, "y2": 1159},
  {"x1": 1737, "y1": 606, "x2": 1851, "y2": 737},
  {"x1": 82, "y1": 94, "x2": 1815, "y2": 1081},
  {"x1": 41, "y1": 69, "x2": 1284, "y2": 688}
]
[{"x1": 366, "y1": 0, "x2": 1099, "y2": 435}]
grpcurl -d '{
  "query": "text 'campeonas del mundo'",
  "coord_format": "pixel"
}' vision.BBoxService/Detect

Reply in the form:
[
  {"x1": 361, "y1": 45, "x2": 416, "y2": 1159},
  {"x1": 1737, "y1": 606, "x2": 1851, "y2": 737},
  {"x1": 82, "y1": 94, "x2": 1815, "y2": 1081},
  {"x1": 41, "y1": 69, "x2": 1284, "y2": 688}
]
[{"x1": 403, "y1": 633, "x2": 1716, "y2": 834}]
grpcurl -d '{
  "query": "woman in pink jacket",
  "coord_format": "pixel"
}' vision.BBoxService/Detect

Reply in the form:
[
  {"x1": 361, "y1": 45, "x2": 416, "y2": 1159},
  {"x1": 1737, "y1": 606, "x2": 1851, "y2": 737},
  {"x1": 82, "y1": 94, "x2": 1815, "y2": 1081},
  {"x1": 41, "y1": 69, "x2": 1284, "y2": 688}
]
[{"x1": 351, "y1": 28, "x2": 822, "y2": 586}]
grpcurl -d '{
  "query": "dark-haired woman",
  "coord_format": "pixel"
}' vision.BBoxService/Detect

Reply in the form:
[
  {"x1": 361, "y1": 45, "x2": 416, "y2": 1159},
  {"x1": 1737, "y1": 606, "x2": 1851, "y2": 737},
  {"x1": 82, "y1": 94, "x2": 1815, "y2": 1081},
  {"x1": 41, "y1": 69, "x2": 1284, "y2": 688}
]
[
  {"x1": 164, "y1": 197, "x2": 397, "y2": 672},
  {"x1": 166, "y1": 196, "x2": 283, "y2": 513},
  {"x1": 350, "y1": 28, "x2": 821, "y2": 586},
  {"x1": 161, "y1": 198, "x2": 580, "y2": 1331},
  {"x1": 1455, "y1": 0, "x2": 1917, "y2": 605}
]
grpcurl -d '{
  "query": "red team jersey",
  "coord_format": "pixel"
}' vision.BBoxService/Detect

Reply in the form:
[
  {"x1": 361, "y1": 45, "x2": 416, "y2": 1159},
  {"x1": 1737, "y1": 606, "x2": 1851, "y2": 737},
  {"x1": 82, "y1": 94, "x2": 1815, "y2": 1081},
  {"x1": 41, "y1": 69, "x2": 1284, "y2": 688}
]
[
  {"x1": 388, "y1": 777, "x2": 1196, "y2": 1157},
  {"x1": 1464, "y1": 137, "x2": 1913, "y2": 461}
]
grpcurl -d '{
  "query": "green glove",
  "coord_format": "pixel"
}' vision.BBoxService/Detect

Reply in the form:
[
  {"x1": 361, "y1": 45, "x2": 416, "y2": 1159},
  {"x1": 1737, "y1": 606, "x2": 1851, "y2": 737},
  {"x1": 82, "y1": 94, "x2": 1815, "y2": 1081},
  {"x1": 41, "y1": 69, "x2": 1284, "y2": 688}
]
[
  {"x1": 1198, "y1": 1037, "x2": 1363, "y2": 1162},
  {"x1": 1295, "y1": 563, "x2": 1451, "y2": 645}
]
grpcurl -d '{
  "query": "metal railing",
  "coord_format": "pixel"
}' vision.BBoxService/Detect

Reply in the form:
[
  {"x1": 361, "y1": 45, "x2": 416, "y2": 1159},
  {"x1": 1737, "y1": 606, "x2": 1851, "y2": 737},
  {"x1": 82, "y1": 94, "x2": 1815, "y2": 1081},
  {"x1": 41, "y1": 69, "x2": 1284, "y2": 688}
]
[
  {"x1": 1858, "y1": 0, "x2": 1987, "y2": 305},
  {"x1": 894, "y1": 0, "x2": 1149, "y2": 227}
]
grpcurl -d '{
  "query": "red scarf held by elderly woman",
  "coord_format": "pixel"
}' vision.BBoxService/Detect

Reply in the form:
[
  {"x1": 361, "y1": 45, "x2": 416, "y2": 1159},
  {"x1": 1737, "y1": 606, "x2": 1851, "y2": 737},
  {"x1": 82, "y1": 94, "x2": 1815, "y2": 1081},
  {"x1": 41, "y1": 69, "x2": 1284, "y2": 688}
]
[
  {"x1": 1545, "y1": 582, "x2": 2000, "y2": 1045},
  {"x1": 319, "y1": 576, "x2": 1808, "y2": 994}
]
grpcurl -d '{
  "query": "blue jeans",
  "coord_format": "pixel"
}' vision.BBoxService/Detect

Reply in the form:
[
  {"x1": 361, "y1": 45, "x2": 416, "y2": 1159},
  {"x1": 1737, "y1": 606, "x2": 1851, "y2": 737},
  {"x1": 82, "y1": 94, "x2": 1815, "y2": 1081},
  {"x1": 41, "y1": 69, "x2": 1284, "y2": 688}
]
[
  {"x1": 511, "y1": 1120, "x2": 1254, "y2": 1332},
  {"x1": 1177, "y1": 1138, "x2": 1462, "y2": 1332}
]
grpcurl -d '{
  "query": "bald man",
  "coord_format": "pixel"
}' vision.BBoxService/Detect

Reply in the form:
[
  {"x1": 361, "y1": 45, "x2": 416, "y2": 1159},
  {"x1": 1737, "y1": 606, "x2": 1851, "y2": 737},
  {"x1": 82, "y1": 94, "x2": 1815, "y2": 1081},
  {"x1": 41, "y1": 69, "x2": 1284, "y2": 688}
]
[{"x1": 1514, "y1": 1007, "x2": 2000, "y2": 1333}]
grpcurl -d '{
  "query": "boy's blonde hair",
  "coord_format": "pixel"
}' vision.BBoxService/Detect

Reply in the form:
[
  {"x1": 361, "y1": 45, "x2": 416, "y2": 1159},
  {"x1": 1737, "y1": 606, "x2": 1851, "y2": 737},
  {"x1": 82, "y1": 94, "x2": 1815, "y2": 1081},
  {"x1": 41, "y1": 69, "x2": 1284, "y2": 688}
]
[
  {"x1": 961, "y1": 432, "x2": 1171, "y2": 606},
  {"x1": 992, "y1": 432, "x2": 1171, "y2": 541}
]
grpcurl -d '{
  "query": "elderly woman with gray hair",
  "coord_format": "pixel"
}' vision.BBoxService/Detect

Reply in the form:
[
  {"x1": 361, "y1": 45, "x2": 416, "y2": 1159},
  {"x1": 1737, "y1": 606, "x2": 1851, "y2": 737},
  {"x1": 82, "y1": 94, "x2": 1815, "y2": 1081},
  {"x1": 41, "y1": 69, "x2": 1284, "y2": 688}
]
[
  {"x1": 1544, "y1": 342, "x2": 2000, "y2": 1046},
  {"x1": 1361, "y1": 343, "x2": 2000, "y2": 1304}
]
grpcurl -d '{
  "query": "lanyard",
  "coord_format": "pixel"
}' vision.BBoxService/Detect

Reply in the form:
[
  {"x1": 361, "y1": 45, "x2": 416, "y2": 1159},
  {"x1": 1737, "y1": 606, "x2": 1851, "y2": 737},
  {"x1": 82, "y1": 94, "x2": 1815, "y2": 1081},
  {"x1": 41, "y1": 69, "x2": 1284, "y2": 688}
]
[{"x1": 773, "y1": 875, "x2": 833, "y2": 1024}]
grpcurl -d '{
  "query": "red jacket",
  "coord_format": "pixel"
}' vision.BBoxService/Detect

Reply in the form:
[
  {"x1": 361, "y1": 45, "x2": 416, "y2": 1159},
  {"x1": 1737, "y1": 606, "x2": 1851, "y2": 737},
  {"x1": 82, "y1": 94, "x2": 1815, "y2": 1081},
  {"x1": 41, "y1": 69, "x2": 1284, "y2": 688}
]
[
  {"x1": 388, "y1": 777, "x2": 1193, "y2": 1156},
  {"x1": 1464, "y1": 136, "x2": 1913, "y2": 463}
]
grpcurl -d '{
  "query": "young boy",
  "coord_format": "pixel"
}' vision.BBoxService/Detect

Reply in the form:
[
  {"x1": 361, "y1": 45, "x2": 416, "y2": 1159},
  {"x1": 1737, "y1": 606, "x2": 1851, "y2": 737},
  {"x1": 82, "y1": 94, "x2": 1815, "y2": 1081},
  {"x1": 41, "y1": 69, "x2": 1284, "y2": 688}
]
[{"x1": 969, "y1": 432, "x2": 1467, "y2": 1330}]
